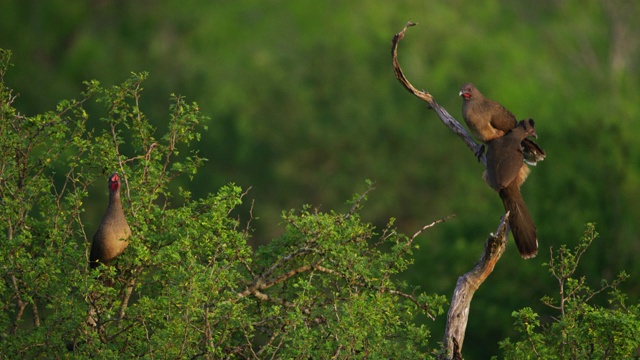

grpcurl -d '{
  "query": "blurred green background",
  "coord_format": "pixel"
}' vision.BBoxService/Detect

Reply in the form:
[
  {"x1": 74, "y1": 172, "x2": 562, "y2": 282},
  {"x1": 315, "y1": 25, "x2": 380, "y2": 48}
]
[{"x1": 2, "y1": 0, "x2": 639, "y2": 357}]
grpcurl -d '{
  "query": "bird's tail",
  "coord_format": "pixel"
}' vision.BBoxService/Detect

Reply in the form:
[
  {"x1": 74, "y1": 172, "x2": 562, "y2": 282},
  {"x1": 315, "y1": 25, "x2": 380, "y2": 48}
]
[
  {"x1": 522, "y1": 138, "x2": 546, "y2": 165},
  {"x1": 499, "y1": 183, "x2": 538, "y2": 259}
]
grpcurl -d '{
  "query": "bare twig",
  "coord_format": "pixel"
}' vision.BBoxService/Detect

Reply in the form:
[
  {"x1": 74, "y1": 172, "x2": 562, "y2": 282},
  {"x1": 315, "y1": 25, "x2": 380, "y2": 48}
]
[
  {"x1": 389, "y1": 214, "x2": 456, "y2": 274},
  {"x1": 409, "y1": 215, "x2": 456, "y2": 243}
]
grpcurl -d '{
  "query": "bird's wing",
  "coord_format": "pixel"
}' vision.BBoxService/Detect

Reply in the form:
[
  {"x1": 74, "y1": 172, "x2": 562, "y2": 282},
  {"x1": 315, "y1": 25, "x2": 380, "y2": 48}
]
[
  {"x1": 486, "y1": 136, "x2": 523, "y2": 191},
  {"x1": 488, "y1": 101, "x2": 517, "y2": 133},
  {"x1": 492, "y1": 153, "x2": 523, "y2": 189}
]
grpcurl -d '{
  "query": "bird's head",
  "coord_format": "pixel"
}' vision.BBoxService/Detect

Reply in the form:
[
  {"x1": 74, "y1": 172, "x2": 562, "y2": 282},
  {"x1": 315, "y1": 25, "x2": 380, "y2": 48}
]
[
  {"x1": 519, "y1": 119, "x2": 537, "y2": 139},
  {"x1": 108, "y1": 173, "x2": 121, "y2": 192},
  {"x1": 459, "y1": 83, "x2": 477, "y2": 100}
]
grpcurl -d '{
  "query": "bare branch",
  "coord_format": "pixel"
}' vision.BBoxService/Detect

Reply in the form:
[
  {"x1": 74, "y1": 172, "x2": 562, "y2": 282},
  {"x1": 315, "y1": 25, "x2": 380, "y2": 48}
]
[
  {"x1": 390, "y1": 214, "x2": 456, "y2": 272},
  {"x1": 441, "y1": 213, "x2": 510, "y2": 359},
  {"x1": 392, "y1": 22, "x2": 486, "y2": 165},
  {"x1": 409, "y1": 214, "x2": 456, "y2": 243}
]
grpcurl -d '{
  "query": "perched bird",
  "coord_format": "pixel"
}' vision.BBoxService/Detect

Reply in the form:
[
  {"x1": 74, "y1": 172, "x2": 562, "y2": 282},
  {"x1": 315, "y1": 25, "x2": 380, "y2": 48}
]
[
  {"x1": 484, "y1": 119, "x2": 539, "y2": 259},
  {"x1": 459, "y1": 83, "x2": 545, "y2": 164},
  {"x1": 89, "y1": 173, "x2": 131, "y2": 268}
]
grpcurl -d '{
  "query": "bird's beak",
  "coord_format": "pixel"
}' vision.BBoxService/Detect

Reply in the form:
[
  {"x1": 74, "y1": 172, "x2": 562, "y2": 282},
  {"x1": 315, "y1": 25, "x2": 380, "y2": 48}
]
[{"x1": 458, "y1": 90, "x2": 463, "y2": 96}]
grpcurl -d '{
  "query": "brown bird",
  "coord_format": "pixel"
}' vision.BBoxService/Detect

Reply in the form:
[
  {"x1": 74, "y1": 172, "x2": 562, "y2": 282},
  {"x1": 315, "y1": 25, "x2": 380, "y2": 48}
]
[
  {"x1": 460, "y1": 83, "x2": 545, "y2": 164},
  {"x1": 485, "y1": 119, "x2": 538, "y2": 258},
  {"x1": 89, "y1": 173, "x2": 131, "y2": 268}
]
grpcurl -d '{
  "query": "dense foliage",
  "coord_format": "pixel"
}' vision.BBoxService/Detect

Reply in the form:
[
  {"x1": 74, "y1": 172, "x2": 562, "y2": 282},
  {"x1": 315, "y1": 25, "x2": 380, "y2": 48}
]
[
  {"x1": 1, "y1": 1, "x2": 639, "y2": 357},
  {"x1": 0, "y1": 51, "x2": 446, "y2": 358}
]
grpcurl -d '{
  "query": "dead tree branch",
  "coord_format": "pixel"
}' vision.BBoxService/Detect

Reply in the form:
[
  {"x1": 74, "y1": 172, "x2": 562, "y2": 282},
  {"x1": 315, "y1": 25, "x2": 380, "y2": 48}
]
[
  {"x1": 391, "y1": 22, "x2": 513, "y2": 359},
  {"x1": 441, "y1": 213, "x2": 509, "y2": 359},
  {"x1": 391, "y1": 21, "x2": 486, "y2": 166}
]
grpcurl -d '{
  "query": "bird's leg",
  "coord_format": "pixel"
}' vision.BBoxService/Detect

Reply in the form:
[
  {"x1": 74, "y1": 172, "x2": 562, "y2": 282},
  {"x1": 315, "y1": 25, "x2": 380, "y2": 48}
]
[{"x1": 474, "y1": 144, "x2": 486, "y2": 162}]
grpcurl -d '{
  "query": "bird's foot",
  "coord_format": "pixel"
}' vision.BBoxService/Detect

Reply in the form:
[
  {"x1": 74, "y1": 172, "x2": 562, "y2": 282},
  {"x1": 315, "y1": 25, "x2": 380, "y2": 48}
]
[{"x1": 474, "y1": 144, "x2": 485, "y2": 162}]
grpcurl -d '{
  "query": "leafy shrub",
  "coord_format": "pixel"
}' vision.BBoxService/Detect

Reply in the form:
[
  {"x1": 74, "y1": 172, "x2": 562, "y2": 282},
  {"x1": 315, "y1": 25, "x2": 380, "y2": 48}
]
[
  {"x1": 497, "y1": 224, "x2": 640, "y2": 359},
  {"x1": 0, "y1": 49, "x2": 445, "y2": 359}
]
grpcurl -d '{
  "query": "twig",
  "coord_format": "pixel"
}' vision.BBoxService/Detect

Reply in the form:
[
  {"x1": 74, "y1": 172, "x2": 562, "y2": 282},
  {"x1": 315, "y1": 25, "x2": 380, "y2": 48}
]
[
  {"x1": 312, "y1": 264, "x2": 438, "y2": 321},
  {"x1": 238, "y1": 259, "x2": 323, "y2": 302},
  {"x1": 409, "y1": 215, "x2": 456, "y2": 243},
  {"x1": 119, "y1": 271, "x2": 138, "y2": 320},
  {"x1": 345, "y1": 181, "x2": 376, "y2": 220}
]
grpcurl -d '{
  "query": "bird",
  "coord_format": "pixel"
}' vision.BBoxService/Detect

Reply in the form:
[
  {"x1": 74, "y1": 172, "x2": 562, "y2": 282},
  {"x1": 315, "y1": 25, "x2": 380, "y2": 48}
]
[
  {"x1": 459, "y1": 83, "x2": 545, "y2": 165},
  {"x1": 89, "y1": 173, "x2": 131, "y2": 268},
  {"x1": 484, "y1": 119, "x2": 539, "y2": 259}
]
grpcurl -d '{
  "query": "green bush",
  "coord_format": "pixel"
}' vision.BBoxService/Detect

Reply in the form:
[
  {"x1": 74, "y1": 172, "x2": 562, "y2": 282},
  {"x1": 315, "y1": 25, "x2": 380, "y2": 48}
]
[
  {"x1": 497, "y1": 224, "x2": 640, "y2": 359},
  {"x1": 1, "y1": 48, "x2": 637, "y2": 359},
  {"x1": 0, "y1": 49, "x2": 445, "y2": 358}
]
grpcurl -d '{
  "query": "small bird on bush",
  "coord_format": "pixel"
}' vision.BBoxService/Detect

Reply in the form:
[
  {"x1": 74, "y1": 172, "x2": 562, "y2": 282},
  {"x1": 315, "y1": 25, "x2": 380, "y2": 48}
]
[{"x1": 89, "y1": 173, "x2": 131, "y2": 268}]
